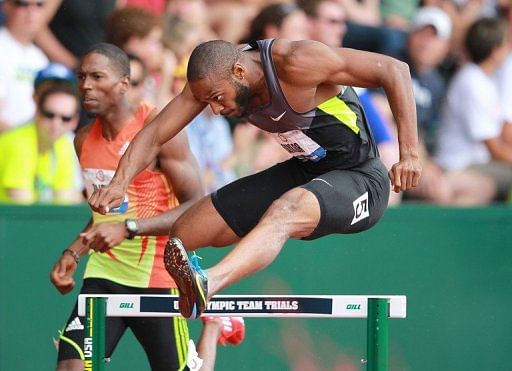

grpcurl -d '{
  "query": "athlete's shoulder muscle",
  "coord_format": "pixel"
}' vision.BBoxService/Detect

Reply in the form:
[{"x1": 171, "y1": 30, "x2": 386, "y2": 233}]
[
  {"x1": 74, "y1": 123, "x2": 94, "y2": 158},
  {"x1": 272, "y1": 39, "x2": 347, "y2": 87}
]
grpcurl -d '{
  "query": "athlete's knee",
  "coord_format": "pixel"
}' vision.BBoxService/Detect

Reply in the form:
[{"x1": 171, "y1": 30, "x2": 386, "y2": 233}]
[
  {"x1": 169, "y1": 214, "x2": 186, "y2": 238},
  {"x1": 263, "y1": 188, "x2": 320, "y2": 238},
  {"x1": 267, "y1": 188, "x2": 316, "y2": 218},
  {"x1": 266, "y1": 193, "x2": 299, "y2": 220},
  {"x1": 169, "y1": 206, "x2": 238, "y2": 249}
]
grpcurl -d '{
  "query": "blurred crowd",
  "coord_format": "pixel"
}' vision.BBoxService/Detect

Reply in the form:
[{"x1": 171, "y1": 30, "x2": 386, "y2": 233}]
[{"x1": 1, "y1": 0, "x2": 511, "y2": 206}]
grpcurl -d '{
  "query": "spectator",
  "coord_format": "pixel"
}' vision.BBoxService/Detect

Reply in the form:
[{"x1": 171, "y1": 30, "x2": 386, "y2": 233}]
[
  {"x1": 33, "y1": 61, "x2": 78, "y2": 100},
  {"x1": 435, "y1": 17, "x2": 511, "y2": 203},
  {"x1": 0, "y1": 79, "x2": 82, "y2": 204},
  {"x1": 106, "y1": 6, "x2": 176, "y2": 109},
  {"x1": 35, "y1": 0, "x2": 118, "y2": 68},
  {"x1": 405, "y1": 6, "x2": 452, "y2": 152},
  {"x1": 0, "y1": 0, "x2": 49, "y2": 132},
  {"x1": 202, "y1": 0, "x2": 262, "y2": 43},
  {"x1": 243, "y1": 2, "x2": 309, "y2": 42},
  {"x1": 0, "y1": 3, "x2": 4, "y2": 27},
  {"x1": 423, "y1": 0, "x2": 500, "y2": 65},
  {"x1": 399, "y1": 6, "x2": 462, "y2": 203},
  {"x1": 300, "y1": 0, "x2": 348, "y2": 48},
  {"x1": 186, "y1": 110, "x2": 238, "y2": 193},
  {"x1": 35, "y1": 0, "x2": 119, "y2": 130},
  {"x1": 162, "y1": 15, "x2": 203, "y2": 95},
  {"x1": 126, "y1": 53, "x2": 150, "y2": 107},
  {"x1": 337, "y1": 0, "x2": 381, "y2": 26},
  {"x1": 165, "y1": 0, "x2": 217, "y2": 41},
  {"x1": 494, "y1": 1, "x2": 512, "y2": 134},
  {"x1": 326, "y1": 0, "x2": 409, "y2": 59}
]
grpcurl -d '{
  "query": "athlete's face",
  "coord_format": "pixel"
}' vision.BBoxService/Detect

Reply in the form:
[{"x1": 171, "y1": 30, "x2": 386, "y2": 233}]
[
  {"x1": 190, "y1": 73, "x2": 251, "y2": 118},
  {"x1": 232, "y1": 78, "x2": 251, "y2": 117},
  {"x1": 77, "y1": 52, "x2": 129, "y2": 116}
]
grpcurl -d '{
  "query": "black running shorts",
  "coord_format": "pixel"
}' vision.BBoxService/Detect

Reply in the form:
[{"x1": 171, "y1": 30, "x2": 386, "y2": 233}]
[
  {"x1": 211, "y1": 157, "x2": 390, "y2": 240},
  {"x1": 57, "y1": 278, "x2": 189, "y2": 371}
]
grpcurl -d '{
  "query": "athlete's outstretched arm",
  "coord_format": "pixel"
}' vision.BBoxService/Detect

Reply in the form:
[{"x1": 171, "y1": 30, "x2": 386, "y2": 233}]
[
  {"x1": 81, "y1": 130, "x2": 206, "y2": 252},
  {"x1": 88, "y1": 85, "x2": 206, "y2": 214},
  {"x1": 49, "y1": 218, "x2": 93, "y2": 294},
  {"x1": 279, "y1": 39, "x2": 421, "y2": 192}
]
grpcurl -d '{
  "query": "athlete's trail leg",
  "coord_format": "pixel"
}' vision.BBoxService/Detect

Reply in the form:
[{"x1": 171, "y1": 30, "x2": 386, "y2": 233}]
[{"x1": 205, "y1": 187, "x2": 321, "y2": 297}]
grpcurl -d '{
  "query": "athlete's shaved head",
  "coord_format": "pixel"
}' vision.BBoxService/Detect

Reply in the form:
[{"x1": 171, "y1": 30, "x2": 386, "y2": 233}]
[
  {"x1": 187, "y1": 40, "x2": 241, "y2": 82},
  {"x1": 84, "y1": 43, "x2": 130, "y2": 78}
]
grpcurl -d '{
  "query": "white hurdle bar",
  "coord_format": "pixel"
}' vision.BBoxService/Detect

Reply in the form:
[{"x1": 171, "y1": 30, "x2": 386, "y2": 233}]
[{"x1": 78, "y1": 294, "x2": 406, "y2": 371}]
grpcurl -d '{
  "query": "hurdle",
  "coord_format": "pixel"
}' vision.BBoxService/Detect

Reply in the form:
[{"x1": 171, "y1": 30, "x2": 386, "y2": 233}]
[{"x1": 78, "y1": 294, "x2": 406, "y2": 371}]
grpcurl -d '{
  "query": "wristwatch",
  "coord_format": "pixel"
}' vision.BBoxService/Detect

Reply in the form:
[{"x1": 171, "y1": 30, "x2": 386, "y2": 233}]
[{"x1": 124, "y1": 219, "x2": 139, "y2": 240}]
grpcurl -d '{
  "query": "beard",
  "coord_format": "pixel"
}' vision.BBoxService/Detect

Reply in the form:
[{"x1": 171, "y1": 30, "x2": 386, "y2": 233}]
[
  {"x1": 84, "y1": 108, "x2": 98, "y2": 118},
  {"x1": 232, "y1": 79, "x2": 251, "y2": 117}
]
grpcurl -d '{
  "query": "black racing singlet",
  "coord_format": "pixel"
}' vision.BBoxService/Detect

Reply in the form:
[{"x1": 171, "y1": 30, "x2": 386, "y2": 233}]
[{"x1": 243, "y1": 39, "x2": 379, "y2": 173}]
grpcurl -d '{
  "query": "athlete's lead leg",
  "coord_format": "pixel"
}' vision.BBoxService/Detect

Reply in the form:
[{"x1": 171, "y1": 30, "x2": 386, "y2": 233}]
[
  {"x1": 164, "y1": 186, "x2": 321, "y2": 318},
  {"x1": 170, "y1": 194, "x2": 241, "y2": 249}
]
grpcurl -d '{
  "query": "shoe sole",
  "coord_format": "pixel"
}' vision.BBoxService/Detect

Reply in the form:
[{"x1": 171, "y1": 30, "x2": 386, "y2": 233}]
[{"x1": 163, "y1": 238, "x2": 198, "y2": 319}]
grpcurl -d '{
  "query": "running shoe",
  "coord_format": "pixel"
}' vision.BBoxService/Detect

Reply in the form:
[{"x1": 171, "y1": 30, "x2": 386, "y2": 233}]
[
  {"x1": 163, "y1": 238, "x2": 208, "y2": 319},
  {"x1": 202, "y1": 316, "x2": 246, "y2": 346}
]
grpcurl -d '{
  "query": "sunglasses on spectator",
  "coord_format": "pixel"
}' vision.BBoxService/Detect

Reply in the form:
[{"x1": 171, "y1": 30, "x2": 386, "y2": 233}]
[
  {"x1": 11, "y1": 0, "x2": 44, "y2": 8},
  {"x1": 41, "y1": 109, "x2": 75, "y2": 123},
  {"x1": 317, "y1": 17, "x2": 345, "y2": 25},
  {"x1": 130, "y1": 79, "x2": 143, "y2": 87}
]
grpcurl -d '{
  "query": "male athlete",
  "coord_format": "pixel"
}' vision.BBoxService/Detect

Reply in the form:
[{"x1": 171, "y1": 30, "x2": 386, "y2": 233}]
[
  {"x1": 50, "y1": 43, "x2": 204, "y2": 370},
  {"x1": 88, "y1": 39, "x2": 422, "y2": 320}
]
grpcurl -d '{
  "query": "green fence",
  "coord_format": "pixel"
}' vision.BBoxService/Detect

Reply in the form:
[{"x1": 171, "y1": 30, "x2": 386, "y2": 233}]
[{"x1": 1, "y1": 204, "x2": 511, "y2": 371}]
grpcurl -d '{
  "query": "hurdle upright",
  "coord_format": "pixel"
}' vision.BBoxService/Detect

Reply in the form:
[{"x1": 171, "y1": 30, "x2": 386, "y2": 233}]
[{"x1": 78, "y1": 294, "x2": 406, "y2": 371}]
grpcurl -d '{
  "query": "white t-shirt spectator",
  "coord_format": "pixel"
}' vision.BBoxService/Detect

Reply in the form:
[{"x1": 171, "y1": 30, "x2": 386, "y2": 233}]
[
  {"x1": 0, "y1": 28, "x2": 48, "y2": 129},
  {"x1": 186, "y1": 110, "x2": 236, "y2": 193},
  {"x1": 435, "y1": 63, "x2": 503, "y2": 171},
  {"x1": 494, "y1": 53, "x2": 512, "y2": 123}
]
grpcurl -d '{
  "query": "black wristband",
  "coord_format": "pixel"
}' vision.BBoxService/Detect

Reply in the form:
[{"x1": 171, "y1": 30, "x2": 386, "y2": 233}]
[
  {"x1": 62, "y1": 249, "x2": 80, "y2": 264},
  {"x1": 125, "y1": 219, "x2": 139, "y2": 240}
]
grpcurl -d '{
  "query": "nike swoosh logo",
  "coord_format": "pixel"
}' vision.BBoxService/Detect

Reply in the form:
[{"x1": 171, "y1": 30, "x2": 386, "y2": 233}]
[{"x1": 270, "y1": 111, "x2": 286, "y2": 121}]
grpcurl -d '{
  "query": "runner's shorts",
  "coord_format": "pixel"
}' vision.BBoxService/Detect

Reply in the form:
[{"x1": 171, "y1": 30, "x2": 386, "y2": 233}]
[
  {"x1": 57, "y1": 278, "x2": 189, "y2": 371},
  {"x1": 212, "y1": 157, "x2": 390, "y2": 240}
]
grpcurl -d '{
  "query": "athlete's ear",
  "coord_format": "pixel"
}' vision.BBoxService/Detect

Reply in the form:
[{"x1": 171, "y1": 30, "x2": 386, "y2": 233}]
[
  {"x1": 119, "y1": 75, "x2": 130, "y2": 94},
  {"x1": 232, "y1": 62, "x2": 245, "y2": 82}
]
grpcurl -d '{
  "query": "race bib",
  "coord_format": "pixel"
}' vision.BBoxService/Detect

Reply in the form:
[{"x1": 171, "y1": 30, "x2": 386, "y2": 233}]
[
  {"x1": 82, "y1": 168, "x2": 129, "y2": 214},
  {"x1": 271, "y1": 130, "x2": 326, "y2": 162}
]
